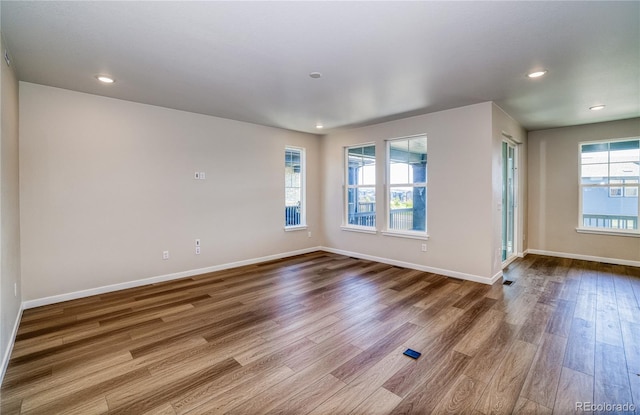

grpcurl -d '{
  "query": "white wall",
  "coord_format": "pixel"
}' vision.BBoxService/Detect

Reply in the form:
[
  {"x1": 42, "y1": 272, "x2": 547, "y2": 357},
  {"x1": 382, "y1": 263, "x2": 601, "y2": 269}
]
[
  {"x1": 19, "y1": 83, "x2": 322, "y2": 302},
  {"x1": 1, "y1": 33, "x2": 22, "y2": 380},
  {"x1": 321, "y1": 102, "x2": 501, "y2": 283},
  {"x1": 528, "y1": 118, "x2": 640, "y2": 264}
]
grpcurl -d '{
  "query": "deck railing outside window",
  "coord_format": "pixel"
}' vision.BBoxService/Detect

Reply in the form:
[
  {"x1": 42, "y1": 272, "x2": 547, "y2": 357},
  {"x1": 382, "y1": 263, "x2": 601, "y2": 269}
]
[{"x1": 583, "y1": 214, "x2": 638, "y2": 230}]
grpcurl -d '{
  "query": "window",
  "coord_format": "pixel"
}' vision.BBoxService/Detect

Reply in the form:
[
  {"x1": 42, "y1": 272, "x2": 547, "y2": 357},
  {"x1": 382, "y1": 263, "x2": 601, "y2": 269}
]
[
  {"x1": 580, "y1": 138, "x2": 639, "y2": 233},
  {"x1": 285, "y1": 147, "x2": 305, "y2": 228},
  {"x1": 345, "y1": 144, "x2": 376, "y2": 228},
  {"x1": 386, "y1": 135, "x2": 427, "y2": 235}
]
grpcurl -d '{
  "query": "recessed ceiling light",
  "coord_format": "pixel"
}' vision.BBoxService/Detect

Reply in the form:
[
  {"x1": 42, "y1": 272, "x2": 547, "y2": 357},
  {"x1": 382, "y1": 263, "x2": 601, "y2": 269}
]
[
  {"x1": 309, "y1": 72, "x2": 322, "y2": 79},
  {"x1": 589, "y1": 105, "x2": 606, "y2": 111},
  {"x1": 95, "y1": 75, "x2": 115, "y2": 84},
  {"x1": 527, "y1": 70, "x2": 548, "y2": 78},
  {"x1": 316, "y1": 124, "x2": 324, "y2": 129}
]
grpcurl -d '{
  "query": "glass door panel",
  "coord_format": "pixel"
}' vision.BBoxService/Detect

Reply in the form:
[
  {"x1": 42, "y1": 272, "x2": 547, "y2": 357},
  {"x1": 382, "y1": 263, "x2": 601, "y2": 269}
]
[{"x1": 502, "y1": 142, "x2": 516, "y2": 262}]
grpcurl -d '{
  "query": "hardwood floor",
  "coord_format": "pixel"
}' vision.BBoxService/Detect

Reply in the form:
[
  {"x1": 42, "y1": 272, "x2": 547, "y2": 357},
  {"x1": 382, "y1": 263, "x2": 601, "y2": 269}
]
[{"x1": 1, "y1": 252, "x2": 639, "y2": 414}]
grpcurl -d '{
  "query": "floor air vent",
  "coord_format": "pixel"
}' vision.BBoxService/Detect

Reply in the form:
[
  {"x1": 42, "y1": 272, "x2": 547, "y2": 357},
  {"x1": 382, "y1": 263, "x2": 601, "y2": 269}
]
[
  {"x1": 503, "y1": 280, "x2": 514, "y2": 286},
  {"x1": 403, "y1": 349, "x2": 421, "y2": 359}
]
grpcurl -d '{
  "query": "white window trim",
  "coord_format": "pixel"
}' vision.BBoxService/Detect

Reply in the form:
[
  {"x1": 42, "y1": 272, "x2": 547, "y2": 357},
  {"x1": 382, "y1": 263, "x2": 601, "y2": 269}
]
[
  {"x1": 343, "y1": 142, "x2": 377, "y2": 231},
  {"x1": 385, "y1": 134, "x2": 428, "y2": 236},
  {"x1": 284, "y1": 146, "x2": 306, "y2": 229},
  {"x1": 576, "y1": 227, "x2": 640, "y2": 238},
  {"x1": 381, "y1": 230, "x2": 429, "y2": 240},
  {"x1": 284, "y1": 225, "x2": 308, "y2": 232},
  {"x1": 578, "y1": 137, "x2": 640, "y2": 236},
  {"x1": 340, "y1": 225, "x2": 378, "y2": 234}
]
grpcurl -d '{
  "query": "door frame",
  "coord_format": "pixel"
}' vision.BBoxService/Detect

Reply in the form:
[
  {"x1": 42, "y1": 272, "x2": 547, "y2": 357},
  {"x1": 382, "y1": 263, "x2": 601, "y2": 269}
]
[{"x1": 502, "y1": 137, "x2": 519, "y2": 268}]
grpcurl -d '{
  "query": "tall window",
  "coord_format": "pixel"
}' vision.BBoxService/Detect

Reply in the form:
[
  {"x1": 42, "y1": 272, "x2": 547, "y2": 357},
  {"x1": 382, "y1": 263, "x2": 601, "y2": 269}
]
[
  {"x1": 580, "y1": 138, "x2": 639, "y2": 233},
  {"x1": 285, "y1": 147, "x2": 305, "y2": 228},
  {"x1": 345, "y1": 144, "x2": 376, "y2": 228},
  {"x1": 387, "y1": 135, "x2": 427, "y2": 234}
]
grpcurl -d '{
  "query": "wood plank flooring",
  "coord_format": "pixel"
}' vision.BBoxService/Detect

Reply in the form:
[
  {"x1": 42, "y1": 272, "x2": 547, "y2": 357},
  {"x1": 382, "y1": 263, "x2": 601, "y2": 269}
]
[{"x1": 1, "y1": 252, "x2": 639, "y2": 414}]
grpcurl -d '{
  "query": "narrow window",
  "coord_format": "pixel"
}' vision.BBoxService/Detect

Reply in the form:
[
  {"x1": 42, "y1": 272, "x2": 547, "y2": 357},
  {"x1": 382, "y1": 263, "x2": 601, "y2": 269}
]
[
  {"x1": 387, "y1": 135, "x2": 427, "y2": 234},
  {"x1": 580, "y1": 138, "x2": 639, "y2": 233},
  {"x1": 345, "y1": 144, "x2": 376, "y2": 228},
  {"x1": 285, "y1": 147, "x2": 305, "y2": 228}
]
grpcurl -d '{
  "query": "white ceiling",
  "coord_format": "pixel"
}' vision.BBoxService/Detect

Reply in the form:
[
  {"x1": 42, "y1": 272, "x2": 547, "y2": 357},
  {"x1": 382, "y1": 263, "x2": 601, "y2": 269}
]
[{"x1": 1, "y1": 1, "x2": 638, "y2": 134}]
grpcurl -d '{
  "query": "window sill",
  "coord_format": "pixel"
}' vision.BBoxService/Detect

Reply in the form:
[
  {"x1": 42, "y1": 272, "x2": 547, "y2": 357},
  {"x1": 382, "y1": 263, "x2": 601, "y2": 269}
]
[
  {"x1": 284, "y1": 225, "x2": 308, "y2": 232},
  {"x1": 340, "y1": 225, "x2": 378, "y2": 235},
  {"x1": 381, "y1": 230, "x2": 429, "y2": 240},
  {"x1": 576, "y1": 227, "x2": 640, "y2": 238}
]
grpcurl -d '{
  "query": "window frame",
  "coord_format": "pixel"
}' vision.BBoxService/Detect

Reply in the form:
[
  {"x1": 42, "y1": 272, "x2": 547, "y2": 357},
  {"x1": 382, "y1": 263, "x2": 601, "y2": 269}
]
[
  {"x1": 342, "y1": 143, "x2": 377, "y2": 233},
  {"x1": 284, "y1": 146, "x2": 307, "y2": 230},
  {"x1": 383, "y1": 134, "x2": 429, "y2": 240},
  {"x1": 577, "y1": 137, "x2": 640, "y2": 237}
]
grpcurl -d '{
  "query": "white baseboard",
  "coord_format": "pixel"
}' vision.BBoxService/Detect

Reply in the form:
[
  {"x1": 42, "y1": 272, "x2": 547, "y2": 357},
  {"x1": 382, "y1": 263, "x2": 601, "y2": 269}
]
[
  {"x1": 527, "y1": 249, "x2": 640, "y2": 267},
  {"x1": 320, "y1": 246, "x2": 500, "y2": 285},
  {"x1": 23, "y1": 247, "x2": 322, "y2": 309},
  {"x1": 1, "y1": 302, "x2": 24, "y2": 384},
  {"x1": 23, "y1": 243, "x2": 514, "y2": 309}
]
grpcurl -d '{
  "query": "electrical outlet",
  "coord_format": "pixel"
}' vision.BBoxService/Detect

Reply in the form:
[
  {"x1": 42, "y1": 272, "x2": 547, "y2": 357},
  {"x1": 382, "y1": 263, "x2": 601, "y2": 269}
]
[
  {"x1": 421, "y1": 243, "x2": 427, "y2": 252},
  {"x1": 195, "y1": 246, "x2": 201, "y2": 255},
  {"x1": 200, "y1": 172, "x2": 206, "y2": 180},
  {"x1": 162, "y1": 250, "x2": 169, "y2": 260},
  {"x1": 195, "y1": 239, "x2": 200, "y2": 246},
  {"x1": 308, "y1": 231, "x2": 312, "y2": 238}
]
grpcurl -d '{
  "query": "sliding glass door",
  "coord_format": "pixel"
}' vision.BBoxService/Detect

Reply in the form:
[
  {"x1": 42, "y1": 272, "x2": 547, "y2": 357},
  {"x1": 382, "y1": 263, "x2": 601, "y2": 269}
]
[{"x1": 502, "y1": 141, "x2": 517, "y2": 263}]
